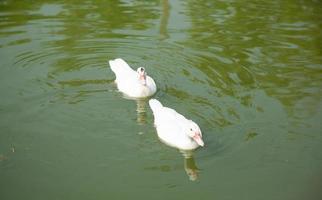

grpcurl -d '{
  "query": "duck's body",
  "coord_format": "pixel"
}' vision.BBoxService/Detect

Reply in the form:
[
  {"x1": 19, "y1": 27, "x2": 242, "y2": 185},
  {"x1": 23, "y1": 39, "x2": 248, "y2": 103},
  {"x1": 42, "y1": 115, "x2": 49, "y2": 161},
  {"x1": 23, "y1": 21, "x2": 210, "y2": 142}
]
[
  {"x1": 109, "y1": 58, "x2": 157, "y2": 98},
  {"x1": 149, "y1": 99, "x2": 204, "y2": 150}
]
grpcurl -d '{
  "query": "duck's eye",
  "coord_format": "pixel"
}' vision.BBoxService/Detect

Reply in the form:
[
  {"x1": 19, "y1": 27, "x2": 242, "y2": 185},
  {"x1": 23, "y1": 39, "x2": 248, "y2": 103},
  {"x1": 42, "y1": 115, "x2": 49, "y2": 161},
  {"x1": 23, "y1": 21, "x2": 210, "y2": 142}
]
[{"x1": 190, "y1": 128, "x2": 193, "y2": 131}]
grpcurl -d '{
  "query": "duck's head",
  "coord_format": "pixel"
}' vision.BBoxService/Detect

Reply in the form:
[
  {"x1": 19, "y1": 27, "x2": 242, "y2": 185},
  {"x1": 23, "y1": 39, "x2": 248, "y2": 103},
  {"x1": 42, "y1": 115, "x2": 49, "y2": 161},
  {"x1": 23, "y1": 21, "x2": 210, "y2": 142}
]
[
  {"x1": 186, "y1": 120, "x2": 204, "y2": 147},
  {"x1": 137, "y1": 67, "x2": 147, "y2": 85}
]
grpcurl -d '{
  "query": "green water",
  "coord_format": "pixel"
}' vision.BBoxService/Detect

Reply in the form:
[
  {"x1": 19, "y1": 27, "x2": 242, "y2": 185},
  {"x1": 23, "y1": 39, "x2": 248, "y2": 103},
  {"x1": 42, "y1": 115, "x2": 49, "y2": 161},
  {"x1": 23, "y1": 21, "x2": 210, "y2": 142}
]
[{"x1": 1, "y1": 0, "x2": 322, "y2": 199}]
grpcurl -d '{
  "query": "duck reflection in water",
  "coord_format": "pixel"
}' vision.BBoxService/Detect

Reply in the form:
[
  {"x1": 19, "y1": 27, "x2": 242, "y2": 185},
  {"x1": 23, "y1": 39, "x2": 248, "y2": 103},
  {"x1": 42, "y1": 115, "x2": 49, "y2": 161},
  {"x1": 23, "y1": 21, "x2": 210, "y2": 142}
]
[
  {"x1": 148, "y1": 99, "x2": 204, "y2": 180},
  {"x1": 181, "y1": 150, "x2": 199, "y2": 181},
  {"x1": 118, "y1": 96, "x2": 148, "y2": 125},
  {"x1": 136, "y1": 99, "x2": 147, "y2": 125}
]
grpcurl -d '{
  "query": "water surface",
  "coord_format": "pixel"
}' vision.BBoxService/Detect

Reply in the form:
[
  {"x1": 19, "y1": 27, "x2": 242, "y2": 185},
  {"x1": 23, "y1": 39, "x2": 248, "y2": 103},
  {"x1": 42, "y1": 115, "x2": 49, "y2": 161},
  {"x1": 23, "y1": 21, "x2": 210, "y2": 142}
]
[{"x1": 1, "y1": 0, "x2": 322, "y2": 199}]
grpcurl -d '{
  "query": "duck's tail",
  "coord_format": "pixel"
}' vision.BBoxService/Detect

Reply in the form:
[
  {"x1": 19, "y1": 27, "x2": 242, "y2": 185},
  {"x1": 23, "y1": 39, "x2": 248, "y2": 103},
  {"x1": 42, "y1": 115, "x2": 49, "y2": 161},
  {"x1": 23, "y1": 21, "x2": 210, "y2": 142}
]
[
  {"x1": 149, "y1": 99, "x2": 163, "y2": 113},
  {"x1": 108, "y1": 58, "x2": 132, "y2": 75}
]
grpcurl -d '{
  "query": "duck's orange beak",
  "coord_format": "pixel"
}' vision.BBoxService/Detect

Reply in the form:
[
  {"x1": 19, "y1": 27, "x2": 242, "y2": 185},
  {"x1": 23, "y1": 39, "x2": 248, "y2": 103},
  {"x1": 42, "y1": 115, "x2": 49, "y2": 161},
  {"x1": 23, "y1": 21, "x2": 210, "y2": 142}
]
[{"x1": 193, "y1": 132, "x2": 204, "y2": 147}]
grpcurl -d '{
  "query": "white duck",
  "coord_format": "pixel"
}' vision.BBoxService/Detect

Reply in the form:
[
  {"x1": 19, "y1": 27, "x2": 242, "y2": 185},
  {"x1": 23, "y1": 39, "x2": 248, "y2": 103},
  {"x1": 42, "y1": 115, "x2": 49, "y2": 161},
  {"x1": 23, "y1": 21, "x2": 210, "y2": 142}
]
[
  {"x1": 109, "y1": 58, "x2": 157, "y2": 98},
  {"x1": 149, "y1": 99, "x2": 204, "y2": 150}
]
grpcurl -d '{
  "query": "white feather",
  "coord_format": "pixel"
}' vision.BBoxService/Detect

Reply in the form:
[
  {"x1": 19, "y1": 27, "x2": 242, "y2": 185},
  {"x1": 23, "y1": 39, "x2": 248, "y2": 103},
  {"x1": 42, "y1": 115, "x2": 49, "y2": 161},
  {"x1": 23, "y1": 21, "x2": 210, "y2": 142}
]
[
  {"x1": 149, "y1": 99, "x2": 204, "y2": 150},
  {"x1": 109, "y1": 58, "x2": 157, "y2": 98}
]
